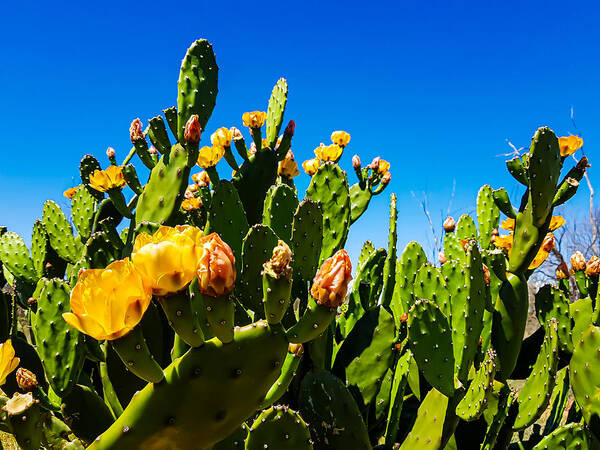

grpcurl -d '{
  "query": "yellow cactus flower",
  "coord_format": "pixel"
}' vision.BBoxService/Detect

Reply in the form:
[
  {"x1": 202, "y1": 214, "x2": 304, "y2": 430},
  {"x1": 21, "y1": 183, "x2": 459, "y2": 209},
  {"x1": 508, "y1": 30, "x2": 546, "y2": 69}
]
[
  {"x1": 63, "y1": 186, "x2": 79, "y2": 199},
  {"x1": 331, "y1": 131, "x2": 351, "y2": 147},
  {"x1": 211, "y1": 127, "x2": 233, "y2": 148},
  {"x1": 242, "y1": 111, "x2": 267, "y2": 129},
  {"x1": 192, "y1": 171, "x2": 211, "y2": 187},
  {"x1": 196, "y1": 233, "x2": 236, "y2": 297},
  {"x1": 493, "y1": 234, "x2": 514, "y2": 251},
  {"x1": 314, "y1": 144, "x2": 343, "y2": 162},
  {"x1": 500, "y1": 218, "x2": 515, "y2": 231},
  {"x1": 558, "y1": 135, "x2": 583, "y2": 157},
  {"x1": 529, "y1": 233, "x2": 555, "y2": 269},
  {"x1": 278, "y1": 150, "x2": 300, "y2": 178},
  {"x1": 187, "y1": 184, "x2": 198, "y2": 193},
  {"x1": 0, "y1": 340, "x2": 19, "y2": 385},
  {"x1": 182, "y1": 197, "x2": 202, "y2": 211},
  {"x1": 549, "y1": 215, "x2": 566, "y2": 231},
  {"x1": 197, "y1": 146, "x2": 225, "y2": 168},
  {"x1": 132, "y1": 226, "x2": 201, "y2": 296},
  {"x1": 88, "y1": 166, "x2": 126, "y2": 192},
  {"x1": 556, "y1": 262, "x2": 569, "y2": 279},
  {"x1": 62, "y1": 259, "x2": 152, "y2": 341},
  {"x1": 376, "y1": 159, "x2": 391, "y2": 175},
  {"x1": 302, "y1": 157, "x2": 322, "y2": 176},
  {"x1": 310, "y1": 249, "x2": 352, "y2": 308}
]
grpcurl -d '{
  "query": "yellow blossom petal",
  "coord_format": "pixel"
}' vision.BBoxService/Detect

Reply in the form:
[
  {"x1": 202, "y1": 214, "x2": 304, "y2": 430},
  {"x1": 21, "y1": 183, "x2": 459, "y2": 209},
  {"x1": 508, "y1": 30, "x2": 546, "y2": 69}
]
[
  {"x1": 558, "y1": 135, "x2": 583, "y2": 157},
  {"x1": 197, "y1": 146, "x2": 225, "y2": 168}
]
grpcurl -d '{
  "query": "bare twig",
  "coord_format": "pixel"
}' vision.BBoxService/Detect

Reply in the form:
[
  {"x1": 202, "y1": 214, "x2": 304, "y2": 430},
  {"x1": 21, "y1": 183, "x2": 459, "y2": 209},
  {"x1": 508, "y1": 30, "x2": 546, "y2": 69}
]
[{"x1": 411, "y1": 191, "x2": 440, "y2": 260}]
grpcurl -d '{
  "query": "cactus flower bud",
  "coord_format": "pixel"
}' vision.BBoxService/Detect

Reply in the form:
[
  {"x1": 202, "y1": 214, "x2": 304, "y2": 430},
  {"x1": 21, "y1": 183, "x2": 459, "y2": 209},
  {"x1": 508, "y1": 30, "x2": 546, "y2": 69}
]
[
  {"x1": 483, "y1": 264, "x2": 490, "y2": 286},
  {"x1": 197, "y1": 146, "x2": 225, "y2": 168},
  {"x1": 242, "y1": 111, "x2": 267, "y2": 129},
  {"x1": 230, "y1": 126, "x2": 244, "y2": 140},
  {"x1": 277, "y1": 150, "x2": 300, "y2": 179},
  {"x1": 438, "y1": 251, "x2": 447, "y2": 264},
  {"x1": 352, "y1": 155, "x2": 361, "y2": 169},
  {"x1": 192, "y1": 171, "x2": 211, "y2": 187},
  {"x1": 88, "y1": 166, "x2": 127, "y2": 192},
  {"x1": 63, "y1": 186, "x2": 78, "y2": 199},
  {"x1": 381, "y1": 171, "x2": 392, "y2": 185},
  {"x1": 184, "y1": 115, "x2": 202, "y2": 144},
  {"x1": 302, "y1": 157, "x2": 322, "y2": 176},
  {"x1": 0, "y1": 340, "x2": 19, "y2": 386},
  {"x1": 369, "y1": 157, "x2": 380, "y2": 169},
  {"x1": 211, "y1": 127, "x2": 233, "y2": 148},
  {"x1": 106, "y1": 147, "x2": 116, "y2": 159},
  {"x1": 310, "y1": 249, "x2": 352, "y2": 308},
  {"x1": 400, "y1": 313, "x2": 409, "y2": 323},
  {"x1": 491, "y1": 228, "x2": 499, "y2": 236},
  {"x1": 263, "y1": 240, "x2": 293, "y2": 279},
  {"x1": 576, "y1": 156, "x2": 590, "y2": 170},
  {"x1": 284, "y1": 120, "x2": 296, "y2": 136},
  {"x1": 558, "y1": 135, "x2": 584, "y2": 157},
  {"x1": 181, "y1": 197, "x2": 202, "y2": 211},
  {"x1": 15, "y1": 368, "x2": 38, "y2": 392},
  {"x1": 549, "y1": 215, "x2": 566, "y2": 231},
  {"x1": 586, "y1": 256, "x2": 600, "y2": 276},
  {"x1": 288, "y1": 343, "x2": 304, "y2": 357},
  {"x1": 2, "y1": 392, "x2": 34, "y2": 416},
  {"x1": 129, "y1": 118, "x2": 144, "y2": 143},
  {"x1": 571, "y1": 251, "x2": 586, "y2": 272},
  {"x1": 443, "y1": 216, "x2": 456, "y2": 232},
  {"x1": 132, "y1": 226, "x2": 201, "y2": 296},
  {"x1": 148, "y1": 146, "x2": 158, "y2": 155},
  {"x1": 556, "y1": 262, "x2": 570, "y2": 279},
  {"x1": 196, "y1": 233, "x2": 236, "y2": 297},
  {"x1": 330, "y1": 130, "x2": 351, "y2": 147}
]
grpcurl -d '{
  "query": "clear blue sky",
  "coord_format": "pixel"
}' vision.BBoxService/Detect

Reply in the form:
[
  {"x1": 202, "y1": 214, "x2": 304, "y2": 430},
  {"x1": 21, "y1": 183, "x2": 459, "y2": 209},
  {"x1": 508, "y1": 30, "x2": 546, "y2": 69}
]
[{"x1": 1, "y1": 0, "x2": 598, "y2": 264}]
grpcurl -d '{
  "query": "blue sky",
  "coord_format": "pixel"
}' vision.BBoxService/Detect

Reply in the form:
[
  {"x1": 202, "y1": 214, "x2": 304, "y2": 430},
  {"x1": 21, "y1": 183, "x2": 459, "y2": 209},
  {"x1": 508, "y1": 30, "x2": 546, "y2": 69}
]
[{"x1": 1, "y1": 1, "x2": 598, "y2": 264}]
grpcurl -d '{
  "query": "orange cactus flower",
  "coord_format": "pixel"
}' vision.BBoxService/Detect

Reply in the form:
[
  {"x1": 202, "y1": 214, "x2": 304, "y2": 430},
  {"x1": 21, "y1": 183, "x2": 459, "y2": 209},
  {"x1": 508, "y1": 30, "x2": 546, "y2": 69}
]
[
  {"x1": 500, "y1": 218, "x2": 515, "y2": 231},
  {"x1": 549, "y1": 216, "x2": 566, "y2": 231},
  {"x1": 330, "y1": 131, "x2": 351, "y2": 147},
  {"x1": 182, "y1": 197, "x2": 202, "y2": 211},
  {"x1": 63, "y1": 259, "x2": 152, "y2": 341},
  {"x1": 558, "y1": 135, "x2": 583, "y2": 157},
  {"x1": 493, "y1": 234, "x2": 514, "y2": 251},
  {"x1": 63, "y1": 186, "x2": 79, "y2": 199},
  {"x1": 556, "y1": 262, "x2": 570, "y2": 279},
  {"x1": 529, "y1": 233, "x2": 555, "y2": 269},
  {"x1": 586, "y1": 256, "x2": 600, "y2": 276},
  {"x1": 302, "y1": 157, "x2": 322, "y2": 175},
  {"x1": 211, "y1": 127, "x2": 233, "y2": 148},
  {"x1": 314, "y1": 144, "x2": 343, "y2": 162},
  {"x1": 196, "y1": 233, "x2": 236, "y2": 297},
  {"x1": 242, "y1": 111, "x2": 267, "y2": 129},
  {"x1": 278, "y1": 150, "x2": 300, "y2": 178},
  {"x1": 310, "y1": 249, "x2": 352, "y2": 308},
  {"x1": 197, "y1": 146, "x2": 225, "y2": 168},
  {"x1": 88, "y1": 166, "x2": 126, "y2": 192}
]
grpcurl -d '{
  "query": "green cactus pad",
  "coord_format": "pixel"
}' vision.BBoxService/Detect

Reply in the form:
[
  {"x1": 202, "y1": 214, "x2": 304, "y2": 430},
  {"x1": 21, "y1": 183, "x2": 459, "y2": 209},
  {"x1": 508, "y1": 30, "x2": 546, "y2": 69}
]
[
  {"x1": 266, "y1": 78, "x2": 288, "y2": 148},
  {"x1": 455, "y1": 214, "x2": 478, "y2": 241},
  {"x1": 349, "y1": 182, "x2": 372, "y2": 225},
  {"x1": 246, "y1": 405, "x2": 312, "y2": 450},
  {"x1": 456, "y1": 349, "x2": 496, "y2": 421},
  {"x1": 83, "y1": 231, "x2": 123, "y2": 269},
  {"x1": 263, "y1": 272, "x2": 292, "y2": 325},
  {"x1": 71, "y1": 184, "x2": 96, "y2": 241},
  {"x1": 350, "y1": 247, "x2": 386, "y2": 311},
  {"x1": 358, "y1": 240, "x2": 375, "y2": 269},
  {"x1": 533, "y1": 423, "x2": 592, "y2": 449},
  {"x1": 570, "y1": 296, "x2": 593, "y2": 344},
  {"x1": 384, "y1": 350, "x2": 411, "y2": 446},
  {"x1": 61, "y1": 384, "x2": 115, "y2": 443},
  {"x1": 262, "y1": 183, "x2": 298, "y2": 243},
  {"x1": 287, "y1": 296, "x2": 337, "y2": 344},
  {"x1": 135, "y1": 144, "x2": 191, "y2": 225},
  {"x1": 492, "y1": 187, "x2": 516, "y2": 219},
  {"x1": 570, "y1": 324, "x2": 600, "y2": 438},
  {"x1": 399, "y1": 388, "x2": 449, "y2": 450},
  {"x1": 306, "y1": 162, "x2": 350, "y2": 263},
  {"x1": 88, "y1": 321, "x2": 287, "y2": 450},
  {"x1": 148, "y1": 115, "x2": 171, "y2": 155},
  {"x1": 6, "y1": 398, "x2": 43, "y2": 450},
  {"x1": 209, "y1": 180, "x2": 250, "y2": 272},
  {"x1": 0, "y1": 231, "x2": 37, "y2": 284},
  {"x1": 299, "y1": 371, "x2": 371, "y2": 450},
  {"x1": 408, "y1": 299, "x2": 455, "y2": 397},
  {"x1": 413, "y1": 263, "x2": 451, "y2": 318},
  {"x1": 544, "y1": 367, "x2": 569, "y2": 435},
  {"x1": 506, "y1": 156, "x2": 529, "y2": 186},
  {"x1": 261, "y1": 346, "x2": 303, "y2": 408},
  {"x1": 157, "y1": 291, "x2": 204, "y2": 347},
  {"x1": 122, "y1": 164, "x2": 143, "y2": 195},
  {"x1": 163, "y1": 106, "x2": 178, "y2": 136},
  {"x1": 528, "y1": 127, "x2": 561, "y2": 227},
  {"x1": 233, "y1": 148, "x2": 278, "y2": 225},
  {"x1": 535, "y1": 285, "x2": 573, "y2": 353},
  {"x1": 477, "y1": 185, "x2": 500, "y2": 249},
  {"x1": 332, "y1": 306, "x2": 395, "y2": 405},
  {"x1": 212, "y1": 423, "x2": 248, "y2": 450},
  {"x1": 513, "y1": 319, "x2": 559, "y2": 430},
  {"x1": 239, "y1": 224, "x2": 279, "y2": 316},
  {"x1": 200, "y1": 293, "x2": 235, "y2": 344},
  {"x1": 177, "y1": 39, "x2": 219, "y2": 140},
  {"x1": 111, "y1": 325, "x2": 165, "y2": 384},
  {"x1": 390, "y1": 241, "x2": 428, "y2": 322},
  {"x1": 291, "y1": 199, "x2": 323, "y2": 283},
  {"x1": 42, "y1": 200, "x2": 81, "y2": 264},
  {"x1": 444, "y1": 231, "x2": 466, "y2": 264},
  {"x1": 381, "y1": 194, "x2": 398, "y2": 306},
  {"x1": 79, "y1": 154, "x2": 104, "y2": 201},
  {"x1": 31, "y1": 278, "x2": 85, "y2": 396}
]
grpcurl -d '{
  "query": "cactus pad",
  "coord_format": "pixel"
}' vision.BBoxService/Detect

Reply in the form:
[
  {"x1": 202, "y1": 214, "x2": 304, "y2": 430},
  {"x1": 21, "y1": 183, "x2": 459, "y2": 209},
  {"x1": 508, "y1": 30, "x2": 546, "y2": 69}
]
[
  {"x1": 262, "y1": 183, "x2": 298, "y2": 243},
  {"x1": 42, "y1": 200, "x2": 81, "y2": 264},
  {"x1": 246, "y1": 405, "x2": 312, "y2": 450},
  {"x1": 265, "y1": 78, "x2": 288, "y2": 148}
]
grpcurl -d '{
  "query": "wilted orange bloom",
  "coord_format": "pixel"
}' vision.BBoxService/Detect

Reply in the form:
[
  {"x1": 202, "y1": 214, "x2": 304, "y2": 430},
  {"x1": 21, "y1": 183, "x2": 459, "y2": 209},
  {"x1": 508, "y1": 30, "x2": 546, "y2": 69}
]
[
  {"x1": 130, "y1": 118, "x2": 144, "y2": 143},
  {"x1": 192, "y1": 171, "x2": 211, "y2": 187},
  {"x1": 586, "y1": 256, "x2": 600, "y2": 276},
  {"x1": 558, "y1": 135, "x2": 583, "y2": 157},
  {"x1": 556, "y1": 262, "x2": 570, "y2": 279},
  {"x1": 182, "y1": 197, "x2": 202, "y2": 211},
  {"x1": 310, "y1": 249, "x2": 352, "y2": 308},
  {"x1": 278, "y1": 150, "x2": 300, "y2": 178},
  {"x1": 529, "y1": 233, "x2": 555, "y2": 269},
  {"x1": 571, "y1": 251, "x2": 586, "y2": 272},
  {"x1": 63, "y1": 259, "x2": 152, "y2": 340},
  {"x1": 184, "y1": 115, "x2": 202, "y2": 144},
  {"x1": 196, "y1": 233, "x2": 236, "y2": 297},
  {"x1": 263, "y1": 240, "x2": 293, "y2": 279},
  {"x1": 549, "y1": 216, "x2": 566, "y2": 231}
]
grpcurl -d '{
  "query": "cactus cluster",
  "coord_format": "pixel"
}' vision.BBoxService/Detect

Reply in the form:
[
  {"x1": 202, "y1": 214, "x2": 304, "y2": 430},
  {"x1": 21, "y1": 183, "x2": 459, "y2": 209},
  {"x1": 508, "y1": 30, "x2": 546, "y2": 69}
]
[{"x1": 0, "y1": 37, "x2": 597, "y2": 450}]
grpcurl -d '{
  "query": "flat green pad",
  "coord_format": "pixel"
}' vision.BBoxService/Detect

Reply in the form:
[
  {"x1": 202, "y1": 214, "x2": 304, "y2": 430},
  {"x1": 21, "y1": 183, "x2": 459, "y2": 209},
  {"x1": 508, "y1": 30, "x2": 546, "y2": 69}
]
[
  {"x1": 262, "y1": 184, "x2": 298, "y2": 243},
  {"x1": 0, "y1": 231, "x2": 36, "y2": 283},
  {"x1": 570, "y1": 296, "x2": 593, "y2": 344},
  {"x1": 408, "y1": 299, "x2": 455, "y2": 397},
  {"x1": 298, "y1": 371, "x2": 371, "y2": 450},
  {"x1": 305, "y1": 162, "x2": 350, "y2": 264},
  {"x1": 413, "y1": 263, "x2": 450, "y2": 318},
  {"x1": 79, "y1": 154, "x2": 104, "y2": 200},
  {"x1": 238, "y1": 225, "x2": 279, "y2": 316},
  {"x1": 455, "y1": 214, "x2": 478, "y2": 241},
  {"x1": 246, "y1": 405, "x2": 312, "y2": 450},
  {"x1": 443, "y1": 231, "x2": 466, "y2": 264},
  {"x1": 535, "y1": 285, "x2": 572, "y2": 353},
  {"x1": 351, "y1": 248, "x2": 386, "y2": 311},
  {"x1": 528, "y1": 127, "x2": 561, "y2": 226},
  {"x1": 332, "y1": 306, "x2": 396, "y2": 405},
  {"x1": 349, "y1": 182, "x2": 372, "y2": 224},
  {"x1": 391, "y1": 241, "x2": 428, "y2": 322},
  {"x1": 71, "y1": 184, "x2": 96, "y2": 240},
  {"x1": 290, "y1": 199, "x2": 323, "y2": 283},
  {"x1": 514, "y1": 319, "x2": 559, "y2": 430},
  {"x1": 456, "y1": 349, "x2": 496, "y2": 421},
  {"x1": 533, "y1": 423, "x2": 592, "y2": 449},
  {"x1": 31, "y1": 278, "x2": 85, "y2": 397},
  {"x1": 43, "y1": 200, "x2": 81, "y2": 264},
  {"x1": 266, "y1": 78, "x2": 288, "y2": 148},
  {"x1": 477, "y1": 184, "x2": 500, "y2": 249},
  {"x1": 399, "y1": 388, "x2": 449, "y2": 450}
]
